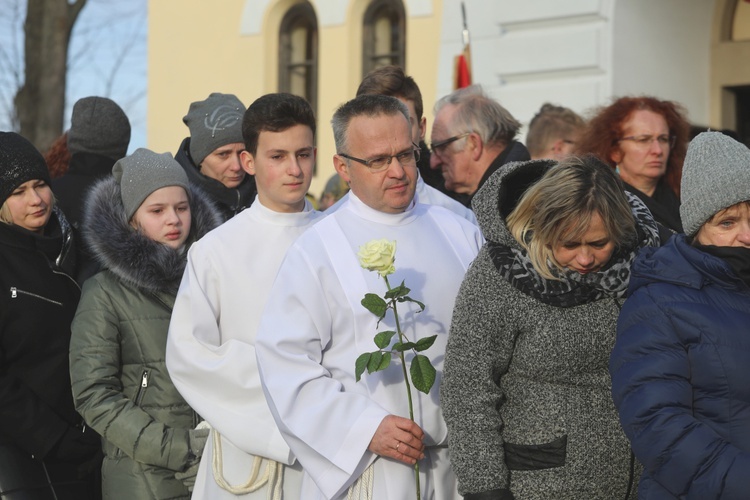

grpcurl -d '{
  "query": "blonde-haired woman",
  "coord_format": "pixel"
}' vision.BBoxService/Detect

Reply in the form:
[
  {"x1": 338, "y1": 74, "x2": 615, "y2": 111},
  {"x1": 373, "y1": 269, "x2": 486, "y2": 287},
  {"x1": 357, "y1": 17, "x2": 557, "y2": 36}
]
[
  {"x1": 442, "y1": 155, "x2": 659, "y2": 499},
  {"x1": 0, "y1": 132, "x2": 100, "y2": 498}
]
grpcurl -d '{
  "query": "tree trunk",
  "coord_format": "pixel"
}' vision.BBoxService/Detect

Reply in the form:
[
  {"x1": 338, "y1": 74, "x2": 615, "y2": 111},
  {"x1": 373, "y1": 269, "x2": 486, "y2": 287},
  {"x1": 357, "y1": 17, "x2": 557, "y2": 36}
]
[{"x1": 14, "y1": 0, "x2": 86, "y2": 152}]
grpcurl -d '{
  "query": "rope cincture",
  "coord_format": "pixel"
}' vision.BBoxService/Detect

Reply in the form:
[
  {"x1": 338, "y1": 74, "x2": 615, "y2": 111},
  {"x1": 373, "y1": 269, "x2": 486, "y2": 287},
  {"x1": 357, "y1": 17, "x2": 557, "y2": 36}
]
[
  {"x1": 346, "y1": 462, "x2": 374, "y2": 500},
  {"x1": 211, "y1": 429, "x2": 284, "y2": 500}
]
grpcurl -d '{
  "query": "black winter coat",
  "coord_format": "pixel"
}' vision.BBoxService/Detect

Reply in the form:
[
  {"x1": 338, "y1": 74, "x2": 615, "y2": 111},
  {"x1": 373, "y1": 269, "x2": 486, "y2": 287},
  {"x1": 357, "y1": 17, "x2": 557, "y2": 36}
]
[
  {"x1": 0, "y1": 208, "x2": 82, "y2": 458},
  {"x1": 51, "y1": 152, "x2": 118, "y2": 283}
]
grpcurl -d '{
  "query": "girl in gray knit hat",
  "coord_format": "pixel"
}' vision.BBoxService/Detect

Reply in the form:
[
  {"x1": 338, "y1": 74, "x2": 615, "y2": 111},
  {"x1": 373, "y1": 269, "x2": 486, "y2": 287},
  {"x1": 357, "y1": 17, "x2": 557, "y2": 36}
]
[
  {"x1": 68, "y1": 148, "x2": 222, "y2": 499},
  {"x1": 443, "y1": 155, "x2": 661, "y2": 499},
  {"x1": 611, "y1": 131, "x2": 750, "y2": 499}
]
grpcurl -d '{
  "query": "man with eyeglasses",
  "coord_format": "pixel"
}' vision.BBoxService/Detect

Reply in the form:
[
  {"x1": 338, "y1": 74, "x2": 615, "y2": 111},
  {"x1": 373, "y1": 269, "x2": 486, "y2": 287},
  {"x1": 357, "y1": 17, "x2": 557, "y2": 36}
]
[
  {"x1": 430, "y1": 85, "x2": 530, "y2": 207},
  {"x1": 352, "y1": 65, "x2": 476, "y2": 223},
  {"x1": 255, "y1": 94, "x2": 483, "y2": 499}
]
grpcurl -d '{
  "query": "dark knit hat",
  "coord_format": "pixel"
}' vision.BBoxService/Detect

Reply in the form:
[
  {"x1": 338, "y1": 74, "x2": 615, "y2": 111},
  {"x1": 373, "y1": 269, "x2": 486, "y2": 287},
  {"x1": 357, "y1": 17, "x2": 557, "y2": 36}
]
[
  {"x1": 183, "y1": 93, "x2": 245, "y2": 166},
  {"x1": 680, "y1": 131, "x2": 750, "y2": 236},
  {"x1": 67, "y1": 96, "x2": 131, "y2": 160},
  {"x1": 0, "y1": 132, "x2": 51, "y2": 204},
  {"x1": 112, "y1": 148, "x2": 190, "y2": 220}
]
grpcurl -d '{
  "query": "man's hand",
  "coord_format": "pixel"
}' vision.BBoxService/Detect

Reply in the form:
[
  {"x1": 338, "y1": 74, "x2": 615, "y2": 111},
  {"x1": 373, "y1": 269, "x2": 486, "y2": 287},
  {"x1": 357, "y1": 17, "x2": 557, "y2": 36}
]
[{"x1": 368, "y1": 415, "x2": 425, "y2": 465}]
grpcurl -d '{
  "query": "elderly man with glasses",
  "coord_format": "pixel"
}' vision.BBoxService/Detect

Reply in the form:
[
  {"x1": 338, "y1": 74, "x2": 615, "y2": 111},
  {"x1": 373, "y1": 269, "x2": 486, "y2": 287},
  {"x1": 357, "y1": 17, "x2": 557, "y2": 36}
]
[
  {"x1": 429, "y1": 85, "x2": 530, "y2": 208},
  {"x1": 255, "y1": 94, "x2": 483, "y2": 499}
]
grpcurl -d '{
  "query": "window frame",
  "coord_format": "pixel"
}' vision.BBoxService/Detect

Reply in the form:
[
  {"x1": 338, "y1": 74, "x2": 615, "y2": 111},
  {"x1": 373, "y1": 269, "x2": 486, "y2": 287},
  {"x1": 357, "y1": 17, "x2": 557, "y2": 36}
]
[{"x1": 362, "y1": 0, "x2": 406, "y2": 77}]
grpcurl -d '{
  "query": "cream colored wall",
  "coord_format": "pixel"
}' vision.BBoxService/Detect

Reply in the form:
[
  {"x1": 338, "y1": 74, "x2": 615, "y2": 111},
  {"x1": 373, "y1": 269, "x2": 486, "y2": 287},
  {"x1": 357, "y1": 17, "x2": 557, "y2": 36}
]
[
  {"x1": 148, "y1": 0, "x2": 263, "y2": 153},
  {"x1": 711, "y1": 0, "x2": 750, "y2": 130},
  {"x1": 148, "y1": 0, "x2": 442, "y2": 199}
]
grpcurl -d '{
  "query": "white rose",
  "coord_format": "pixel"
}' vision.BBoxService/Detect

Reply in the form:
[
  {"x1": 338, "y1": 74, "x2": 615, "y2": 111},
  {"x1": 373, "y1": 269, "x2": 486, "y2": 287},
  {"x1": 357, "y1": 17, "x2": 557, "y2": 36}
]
[{"x1": 357, "y1": 239, "x2": 396, "y2": 278}]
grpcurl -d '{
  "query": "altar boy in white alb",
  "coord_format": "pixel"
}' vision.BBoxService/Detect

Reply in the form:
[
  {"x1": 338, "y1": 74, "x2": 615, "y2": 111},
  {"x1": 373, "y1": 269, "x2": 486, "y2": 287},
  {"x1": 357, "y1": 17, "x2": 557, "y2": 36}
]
[
  {"x1": 255, "y1": 95, "x2": 483, "y2": 499},
  {"x1": 166, "y1": 93, "x2": 322, "y2": 498}
]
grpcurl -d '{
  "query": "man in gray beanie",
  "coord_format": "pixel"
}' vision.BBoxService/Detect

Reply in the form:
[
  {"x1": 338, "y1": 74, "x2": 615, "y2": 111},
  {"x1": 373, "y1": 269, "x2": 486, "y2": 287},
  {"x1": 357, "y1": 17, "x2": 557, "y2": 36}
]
[
  {"x1": 67, "y1": 96, "x2": 131, "y2": 161},
  {"x1": 52, "y1": 96, "x2": 133, "y2": 283},
  {"x1": 53, "y1": 97, "x2": 132, "y2": 227},
  {"x1": 175, "y1": 92, "x2": 256, "y2": 221}
]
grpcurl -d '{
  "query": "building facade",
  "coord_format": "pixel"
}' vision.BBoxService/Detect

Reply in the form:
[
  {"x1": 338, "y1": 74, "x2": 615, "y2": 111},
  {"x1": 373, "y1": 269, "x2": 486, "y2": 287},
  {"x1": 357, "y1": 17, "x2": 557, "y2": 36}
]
[{"x1": 148, "y1": 0, "x2": 750, "y2": 198}]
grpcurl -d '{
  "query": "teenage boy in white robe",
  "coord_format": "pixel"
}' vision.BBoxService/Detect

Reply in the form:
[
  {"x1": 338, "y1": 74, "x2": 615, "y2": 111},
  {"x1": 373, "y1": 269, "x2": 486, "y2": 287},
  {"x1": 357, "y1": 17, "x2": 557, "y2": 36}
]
[
  {"x1": 166, "y1": 93, "x2": 323, "y2": 499},
  {"x1": 255, "y1": 94, "x2": 483, "y2": 500}
]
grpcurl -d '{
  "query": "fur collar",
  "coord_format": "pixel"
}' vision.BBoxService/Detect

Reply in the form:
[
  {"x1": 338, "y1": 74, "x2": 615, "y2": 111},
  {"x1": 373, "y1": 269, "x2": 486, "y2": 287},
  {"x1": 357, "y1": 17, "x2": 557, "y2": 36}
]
[{"x1": 82, "y1": 176, "x2": 221, "y2": 294}]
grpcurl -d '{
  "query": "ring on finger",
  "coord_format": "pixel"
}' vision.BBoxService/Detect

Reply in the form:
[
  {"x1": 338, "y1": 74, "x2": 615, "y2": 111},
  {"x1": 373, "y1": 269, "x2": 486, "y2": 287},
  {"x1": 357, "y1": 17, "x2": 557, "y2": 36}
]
[{"x1": 396, "y1": 441, "x2": 401, "y2": 452}]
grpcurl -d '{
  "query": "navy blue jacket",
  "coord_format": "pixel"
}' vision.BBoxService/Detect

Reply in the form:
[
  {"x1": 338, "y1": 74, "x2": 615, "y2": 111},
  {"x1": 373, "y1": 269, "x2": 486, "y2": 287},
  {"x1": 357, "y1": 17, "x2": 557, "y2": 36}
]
[{"x1": 610, "y1": 234, "x2": 750, "y2": 499}]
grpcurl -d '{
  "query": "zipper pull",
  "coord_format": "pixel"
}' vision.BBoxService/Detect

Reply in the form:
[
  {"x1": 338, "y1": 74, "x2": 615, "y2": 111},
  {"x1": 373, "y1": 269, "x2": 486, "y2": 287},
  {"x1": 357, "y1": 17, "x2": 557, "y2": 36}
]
[
  {"x1": 10, "y1": 287, "x2": 17, "y2": 298},
  {"x1": 141, "y1": 370, "x2": 149, "y2": 388}
]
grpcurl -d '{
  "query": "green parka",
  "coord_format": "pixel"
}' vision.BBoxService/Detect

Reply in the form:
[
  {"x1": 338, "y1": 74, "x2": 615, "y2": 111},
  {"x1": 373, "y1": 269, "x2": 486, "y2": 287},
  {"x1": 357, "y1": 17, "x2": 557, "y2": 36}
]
[{"x1": 69, "y1": 176, "x2": 221, "y2": 499}]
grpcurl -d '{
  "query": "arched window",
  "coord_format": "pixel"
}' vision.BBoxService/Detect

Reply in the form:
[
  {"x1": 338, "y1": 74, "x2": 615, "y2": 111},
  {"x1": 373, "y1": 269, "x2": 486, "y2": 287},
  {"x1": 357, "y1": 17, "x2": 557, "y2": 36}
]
[
  {"x1": 279, "y1": 2, "x2": 318, "y2": 114},
  {"x1": 362, "y1": 0, "x2": 405, "y2": 76},
  {"x1": 731, "y1": 0, "x2": 750, "y2": 41}
]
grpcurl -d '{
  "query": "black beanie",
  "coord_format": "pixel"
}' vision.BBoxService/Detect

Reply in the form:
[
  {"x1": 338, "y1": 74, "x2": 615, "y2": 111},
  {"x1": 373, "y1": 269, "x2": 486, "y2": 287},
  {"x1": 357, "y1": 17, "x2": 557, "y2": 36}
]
[
  {"x1": 0, "y1": 132, "x2": 51, "y2": 204},
  {"x1": 67, "y1": 96, "x2": 131, "y2": 160}
]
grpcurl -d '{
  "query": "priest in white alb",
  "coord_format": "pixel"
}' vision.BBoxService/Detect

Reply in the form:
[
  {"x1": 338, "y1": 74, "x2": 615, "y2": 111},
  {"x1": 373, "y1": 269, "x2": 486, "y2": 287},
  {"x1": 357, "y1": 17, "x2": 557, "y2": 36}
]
[
  {"x1": 255, "y1": 94, "x2": 483, "y2": 499},
  {"x1": 166, "y1": 93, "x2": 323, "y2": 499}
]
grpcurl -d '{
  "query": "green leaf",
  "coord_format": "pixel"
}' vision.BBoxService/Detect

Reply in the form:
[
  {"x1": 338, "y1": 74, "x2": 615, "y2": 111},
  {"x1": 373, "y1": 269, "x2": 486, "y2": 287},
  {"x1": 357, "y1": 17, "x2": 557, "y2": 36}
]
[
  {"x1": 414, "y1": 335, "x2": 437, "y2": 352},
  {"x1": 367, "y1": 351, "x2": 391, "y2": 373},
  {"x1": 374, "y1": 331, "x2": 397, "y2": 349},
  {"x1": 392, "y1": 341, "x2": 416, "y2": 352},
  {"x1": 376, "y1": 353, "x2": 391, "y2": 371},
  {"x1": 410, "y1": 355, "x2": 436, "y2": 394},
  {"x1": 397, "y1": 296, "x2": 425, "y2": 312},
  {"x1": 355, "y1": 353, "x2": 370, "y2": 382},
  {"x1": 361, "y1": 293, "x2": 387, "y2": 318},
  {"x1": 385, "y1": 281, "x2": 410, "y2": 299}
]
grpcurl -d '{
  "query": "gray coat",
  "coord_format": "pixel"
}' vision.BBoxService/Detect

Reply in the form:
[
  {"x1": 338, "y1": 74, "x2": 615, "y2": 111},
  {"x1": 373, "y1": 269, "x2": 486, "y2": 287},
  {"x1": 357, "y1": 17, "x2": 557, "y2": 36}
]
[
  {"x1": 70, "y1": 176, "x2": 221, "y2": 499},
  {"x1": 442, "y1": 160, "x2": 657, "y2": 500}
]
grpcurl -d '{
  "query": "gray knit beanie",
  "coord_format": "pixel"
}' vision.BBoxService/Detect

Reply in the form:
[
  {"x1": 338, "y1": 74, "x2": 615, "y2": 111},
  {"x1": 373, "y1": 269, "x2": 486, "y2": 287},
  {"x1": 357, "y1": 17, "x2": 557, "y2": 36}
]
[
  {"x1": 0, "y1": 132, "x2": 50, "y2": 204},
  {"x1": 68, "y1": 96, "x2": 131, "y2": 160},
  {"x1": 680, "y1": 131, "x2": 750, "y2": 236},
  {"x1": 183, "y1": 93, "x2": 245, "y2": 166},
  {"x1": 112, "y1": 148, "x2": 190, "y2": 220}
]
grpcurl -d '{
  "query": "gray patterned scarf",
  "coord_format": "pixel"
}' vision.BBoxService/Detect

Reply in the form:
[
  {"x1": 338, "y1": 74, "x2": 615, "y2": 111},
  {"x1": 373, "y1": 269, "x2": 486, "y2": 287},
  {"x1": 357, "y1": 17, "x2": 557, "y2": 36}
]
[{"x1": 487, "y1": 193, "x2": 661, "y2": 308}]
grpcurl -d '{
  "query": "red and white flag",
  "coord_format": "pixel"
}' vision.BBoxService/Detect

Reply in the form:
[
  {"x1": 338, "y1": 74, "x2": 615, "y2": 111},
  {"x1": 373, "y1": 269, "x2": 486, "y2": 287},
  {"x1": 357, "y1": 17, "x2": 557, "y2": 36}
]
[{"x1": 453, "y1": 2, "x2": 472, "y2": 89}]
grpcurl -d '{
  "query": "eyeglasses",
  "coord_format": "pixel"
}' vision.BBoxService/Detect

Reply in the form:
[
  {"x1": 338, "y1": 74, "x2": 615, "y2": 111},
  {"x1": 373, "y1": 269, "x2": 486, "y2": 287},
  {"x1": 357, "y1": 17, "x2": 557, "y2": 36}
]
[
  {"x1": 429, "y1": 132, "x2": 472, "y2": 156},
  {"x1": 617, "y1": 134, "x2": 676, "y2": 149},
  {"x1": 337, "y1": 143, "x2": 421, "y2": 173}
]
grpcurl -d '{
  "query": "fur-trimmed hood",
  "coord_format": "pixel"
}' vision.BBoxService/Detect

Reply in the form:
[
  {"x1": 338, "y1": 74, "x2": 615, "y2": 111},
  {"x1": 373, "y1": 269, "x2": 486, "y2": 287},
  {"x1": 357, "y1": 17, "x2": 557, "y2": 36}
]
[
  {"x1": 82, "y1": 175, "x2": 221, "y2": 294},
  {"x1": 473, "y1": 158, "x2": 554, "y2": 248}
]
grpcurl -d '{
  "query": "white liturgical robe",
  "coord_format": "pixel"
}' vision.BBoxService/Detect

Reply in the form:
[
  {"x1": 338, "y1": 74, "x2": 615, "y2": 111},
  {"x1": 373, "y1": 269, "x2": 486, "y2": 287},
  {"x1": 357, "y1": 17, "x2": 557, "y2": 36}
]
[
  {"x1": 166, "y1": 198, "x2": 322, "y2": 499},
  {"x1": 256, "y1": 193, "x2": 483, "y2": 499}
]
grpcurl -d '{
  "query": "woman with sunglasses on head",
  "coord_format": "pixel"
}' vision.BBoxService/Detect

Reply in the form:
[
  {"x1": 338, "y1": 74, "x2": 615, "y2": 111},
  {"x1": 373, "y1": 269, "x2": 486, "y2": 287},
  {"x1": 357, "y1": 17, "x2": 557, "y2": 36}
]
[
  {"x1": 577, "y1": 96, "x2": 690, "y2": 234},
  {"x1": 0, "y1": 132, "x2": 100, "y2": 499},
  {"x1": 611, "y1": 132, "x2": 750, "y2": 498},
  {"x1": 443, "y1": 155, "x2": 660, "y2": 499}
]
